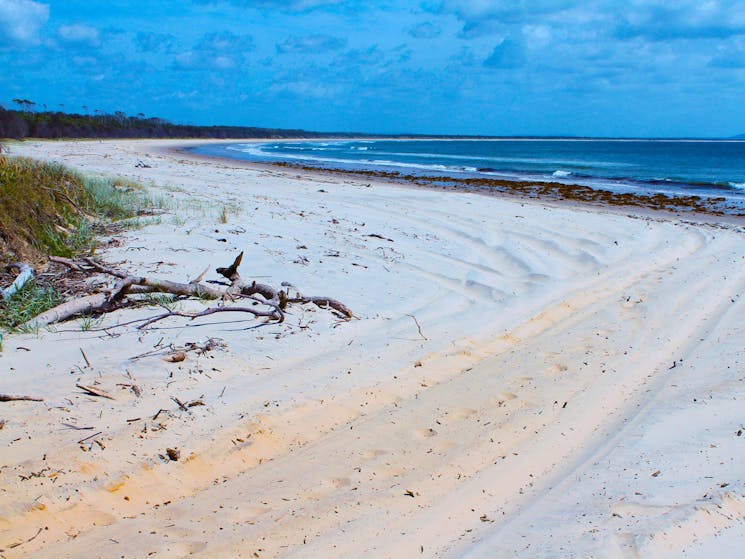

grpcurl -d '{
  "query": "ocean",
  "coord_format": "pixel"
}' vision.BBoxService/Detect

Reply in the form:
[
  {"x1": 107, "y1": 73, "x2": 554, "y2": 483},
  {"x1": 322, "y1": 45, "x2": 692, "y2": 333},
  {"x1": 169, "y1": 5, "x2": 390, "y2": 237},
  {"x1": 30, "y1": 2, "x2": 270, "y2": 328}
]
[{"x1": 192, "y1": 139, "x2": 745, "y2": 205}]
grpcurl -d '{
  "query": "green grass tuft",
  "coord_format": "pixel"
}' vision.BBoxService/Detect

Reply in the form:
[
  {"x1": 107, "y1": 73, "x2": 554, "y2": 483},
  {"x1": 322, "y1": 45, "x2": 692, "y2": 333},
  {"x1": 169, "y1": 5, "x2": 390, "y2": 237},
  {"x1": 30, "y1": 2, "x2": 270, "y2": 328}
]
[
  {"x1": 0, "y1": 155, "x2": 162, "y2": 264},
  {"x1": 0, "y1": 280, "x2": 64, "y2": 332}
]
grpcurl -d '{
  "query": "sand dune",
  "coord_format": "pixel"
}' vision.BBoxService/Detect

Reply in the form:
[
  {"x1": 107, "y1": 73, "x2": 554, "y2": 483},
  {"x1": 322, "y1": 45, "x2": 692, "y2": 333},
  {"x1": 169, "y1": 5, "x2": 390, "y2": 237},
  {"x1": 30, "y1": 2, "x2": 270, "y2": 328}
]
[{"x1": 2, "y1": 140, "x2": 745, "y2": 558}]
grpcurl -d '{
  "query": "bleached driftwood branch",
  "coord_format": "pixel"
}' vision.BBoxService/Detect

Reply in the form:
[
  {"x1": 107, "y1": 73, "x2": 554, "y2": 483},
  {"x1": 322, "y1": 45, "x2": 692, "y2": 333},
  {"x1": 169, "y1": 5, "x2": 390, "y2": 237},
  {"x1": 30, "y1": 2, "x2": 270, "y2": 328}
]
[
  {"x1": 1, "y1": 263, "x2": 35, "y2": 300},
  {"x1": 25, "y1": 252, "x2": 352, "y2": 329}
]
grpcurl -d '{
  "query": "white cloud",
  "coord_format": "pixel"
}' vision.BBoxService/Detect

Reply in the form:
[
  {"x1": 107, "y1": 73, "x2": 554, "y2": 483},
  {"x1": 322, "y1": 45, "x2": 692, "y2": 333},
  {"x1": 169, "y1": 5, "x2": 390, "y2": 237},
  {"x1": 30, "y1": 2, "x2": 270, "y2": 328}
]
[
  {"x1": 193, "y1": 0, "x2": 344, "y2": 12},
  {"x1": 0, "y1": 0, "x2": 49, "y2": 47},
  {"x1": 58, "y1": 23, "x2": 100, "y2": 47}
]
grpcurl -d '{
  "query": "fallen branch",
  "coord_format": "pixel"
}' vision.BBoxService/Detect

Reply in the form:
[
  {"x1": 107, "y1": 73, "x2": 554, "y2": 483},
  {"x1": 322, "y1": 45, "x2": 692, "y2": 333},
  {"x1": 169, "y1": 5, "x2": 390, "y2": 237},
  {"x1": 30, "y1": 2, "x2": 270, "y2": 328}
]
[
  {"x1": 0, "y1": 393, "x2": 43, "y2": 402},
  {"x1": 2, "y1": 262, "x2": 35, "y2": 300},
  {"x1": 27, "y1": 252, "x2": 352, "y2": 329}
]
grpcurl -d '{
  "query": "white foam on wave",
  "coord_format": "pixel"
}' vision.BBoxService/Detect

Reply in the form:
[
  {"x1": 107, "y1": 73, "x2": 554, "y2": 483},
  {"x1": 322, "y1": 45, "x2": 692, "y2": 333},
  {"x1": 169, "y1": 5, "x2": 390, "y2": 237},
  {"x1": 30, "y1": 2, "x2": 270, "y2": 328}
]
[
  {"x1": 729, "y1": 182, "x2": 745, "y2": 190},
  {"x1": 553, "y1": 170, "x2": 572, "y2": 178}
]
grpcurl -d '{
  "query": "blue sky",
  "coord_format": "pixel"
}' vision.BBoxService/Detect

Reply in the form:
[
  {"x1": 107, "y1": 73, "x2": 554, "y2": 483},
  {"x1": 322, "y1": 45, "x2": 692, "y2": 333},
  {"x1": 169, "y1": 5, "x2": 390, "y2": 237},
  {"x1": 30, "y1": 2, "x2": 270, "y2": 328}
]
[{"x1": 1, "y1": 0, "x2": 745, "y2": 137}]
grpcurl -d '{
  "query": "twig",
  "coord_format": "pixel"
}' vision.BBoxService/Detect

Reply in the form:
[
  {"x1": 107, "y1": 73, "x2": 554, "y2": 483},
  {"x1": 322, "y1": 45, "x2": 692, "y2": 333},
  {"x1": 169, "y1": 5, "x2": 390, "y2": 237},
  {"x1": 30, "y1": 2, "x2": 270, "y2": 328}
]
[
  {"x1": 76, "y1": 384, "x2": 115, "y2": 400},
  {"x1": 49, "y1": 255, "x2": 84, "y2": 271},
  {"x1": 365, "y1": 233, "x2": 394, "y2": 242},
  {"x1": 0, "y1": 394, "x2": 43, "y2": 402},
  {"x1": 136, "y1": 305, "x2": 282, "y2": 330},
  {"x1": 171, "y1": 396, "x2": 189, "y2": 412},
  {"x1": 78, "y1": 431, "x2": 102, "y2": 444},
  {"x1": 152, "y1": 409, "x2": 170, "y2": 420},
  {"x1": 80, "y1": 348, "x2": 91, "y2": 368},
  {"x1": 7, "y1": 526, "x2": 43, "y2": 550},
  {"x1": 406, "y1": 314, "x2": 428, "y2": 340},
  {"x1": 62, "y1": 423, "x2": 94, "y2": 430}
]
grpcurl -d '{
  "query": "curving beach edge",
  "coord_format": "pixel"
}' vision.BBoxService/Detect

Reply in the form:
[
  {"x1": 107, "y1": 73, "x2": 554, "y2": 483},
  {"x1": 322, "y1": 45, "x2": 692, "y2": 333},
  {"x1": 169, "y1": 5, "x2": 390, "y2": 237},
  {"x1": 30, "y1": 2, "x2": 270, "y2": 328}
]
[{"x1": 2, "y1": 139, "x2": 745, "y2": 558}]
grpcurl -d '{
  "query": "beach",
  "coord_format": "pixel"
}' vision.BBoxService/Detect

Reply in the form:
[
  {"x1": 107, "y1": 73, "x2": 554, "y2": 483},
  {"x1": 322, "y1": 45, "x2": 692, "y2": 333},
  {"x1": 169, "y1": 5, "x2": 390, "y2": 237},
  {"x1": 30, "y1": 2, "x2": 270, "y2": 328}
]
[{"x1": 2, "y1": 139, "x2": 745, "y2": 558}]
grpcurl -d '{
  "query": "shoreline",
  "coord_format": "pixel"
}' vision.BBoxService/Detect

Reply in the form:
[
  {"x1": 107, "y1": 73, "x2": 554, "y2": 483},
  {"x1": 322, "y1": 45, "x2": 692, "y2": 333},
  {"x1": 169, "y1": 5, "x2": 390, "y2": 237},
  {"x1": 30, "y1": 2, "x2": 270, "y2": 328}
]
[
  {"x1": 2, "y1": 139, "x2": 745, "y2": 557},
  {"x1": 170, "y1": 140, "x2": 745, "y2": 228}
]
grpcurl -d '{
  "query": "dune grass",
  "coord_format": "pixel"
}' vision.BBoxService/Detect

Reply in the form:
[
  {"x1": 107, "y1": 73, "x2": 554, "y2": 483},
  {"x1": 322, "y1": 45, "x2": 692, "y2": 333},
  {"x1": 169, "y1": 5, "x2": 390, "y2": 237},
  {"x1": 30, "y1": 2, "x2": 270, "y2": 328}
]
[
  {"x1": 0, "y1": 154, "x2": 162, "y2": 332},
  {"x1": 0, "y1": 155, "x2": 158, "y2": 263},
  {"x1": 0, "y1": 280, "x2": 64, "y2": 333}
]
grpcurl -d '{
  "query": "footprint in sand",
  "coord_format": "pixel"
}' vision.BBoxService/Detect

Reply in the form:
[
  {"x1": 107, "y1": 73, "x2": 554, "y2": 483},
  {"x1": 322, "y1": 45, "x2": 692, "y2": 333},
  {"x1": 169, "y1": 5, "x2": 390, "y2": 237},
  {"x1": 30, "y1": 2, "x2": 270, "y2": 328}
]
[
  {"x1": 166, "y1": 542, "x2": 209, "y2": 555},
  {"x1": 228, "y1": 506, "x2": 272, "y2": 522},
  {"x1": 493, "y1": 392, "x2": 518, "y2": 407},
  {"x1": 451, "y1": 408, "x2": 477, "y2": 420},
  {"x1": 361, "y1": 449, "x2": 388, "y2": 461},
  {"x1": 323, "y1": 477, "x2": 351, "y2": 489},
  {"x1": 414, "y1": 427, "x2": 438, "y2": 439},
  {"x1": 546, "y1": 363, "x2": 568, "y2": 375}
]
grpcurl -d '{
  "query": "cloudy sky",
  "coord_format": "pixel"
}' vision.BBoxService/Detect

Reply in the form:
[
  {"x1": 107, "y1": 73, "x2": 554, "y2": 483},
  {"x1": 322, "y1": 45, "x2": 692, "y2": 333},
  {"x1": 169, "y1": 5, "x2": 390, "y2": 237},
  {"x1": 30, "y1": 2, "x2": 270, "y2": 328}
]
[{"x1": 1, "y1": 0, "x2": 745, "y2": 137}]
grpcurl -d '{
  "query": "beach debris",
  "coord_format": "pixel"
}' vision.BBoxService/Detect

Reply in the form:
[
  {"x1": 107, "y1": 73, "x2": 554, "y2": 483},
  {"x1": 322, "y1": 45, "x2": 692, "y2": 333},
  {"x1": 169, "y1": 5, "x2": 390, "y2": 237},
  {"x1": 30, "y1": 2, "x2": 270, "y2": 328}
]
[
  {"x1": 1, "y1": 262, "x2": 35, "y2": 300},
  {"x1": 166, "y1": 447, "x2": 181, "y2": 461},
  {"x1": 79, "y1": 348, "x2": 91, "y2": 368},
  {"x1": 3, "y1": 527, "x2": 43, "y2": 551},
  {"x1": 164, "y1": 351, "x2": 187, "y2": 363},
  {"x1": 364, "y1": 233, "x2": 394, "y2": 242},
  {"x1": 407, "y1": 314, "x2": 427, "y2": 340},
  {"x1": 117, "y1": 383, "x2": 142, "y2": 397},
  {"x1": 171, "y1": 396, "x2": 189, "y2": 412},
  {"x1": 78, "y1": 431, "x2": 102, "y2": 445},
  {"x1": 76, "y1": 383, "x2": 115, "y2": 400},
  {"x1": 26, "y1": 252, "x2": 353, "y2": 329},
  {"x1": 0, "y1": 393, "x2": 44, "y2": 402}
]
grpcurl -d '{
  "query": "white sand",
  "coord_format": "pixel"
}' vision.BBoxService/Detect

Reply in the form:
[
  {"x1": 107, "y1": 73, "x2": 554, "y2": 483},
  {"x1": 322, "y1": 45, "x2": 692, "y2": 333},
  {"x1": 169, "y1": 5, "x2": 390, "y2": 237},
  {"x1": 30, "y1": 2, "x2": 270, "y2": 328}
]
[{"x1": 2, "y1": 139, "x2": 745, "y2": 558}]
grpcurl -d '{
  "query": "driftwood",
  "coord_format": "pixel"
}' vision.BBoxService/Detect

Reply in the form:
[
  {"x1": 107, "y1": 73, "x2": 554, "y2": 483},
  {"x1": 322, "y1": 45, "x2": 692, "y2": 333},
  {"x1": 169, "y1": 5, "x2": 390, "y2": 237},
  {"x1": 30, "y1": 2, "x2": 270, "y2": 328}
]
[
  {"x1": 0, "y1": 394, "x2": 44, "y2": 402},
  {"x1": 28, "y1": 252, "x2": 352, "y2": 329},
  {"x1": 2, "y1": 263, "x2": 35, "y2": 300},
  {"x1": 76, "y1": 384, "x2": 115, "y2": 400}
]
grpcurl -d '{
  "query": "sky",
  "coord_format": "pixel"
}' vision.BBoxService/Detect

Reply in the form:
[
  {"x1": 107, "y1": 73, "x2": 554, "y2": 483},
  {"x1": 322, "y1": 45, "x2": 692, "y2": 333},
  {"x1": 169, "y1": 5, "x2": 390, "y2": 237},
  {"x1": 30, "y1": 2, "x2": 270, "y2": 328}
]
[{"x1": 1, "y1": 0, "x2": 745, "y2": 137}]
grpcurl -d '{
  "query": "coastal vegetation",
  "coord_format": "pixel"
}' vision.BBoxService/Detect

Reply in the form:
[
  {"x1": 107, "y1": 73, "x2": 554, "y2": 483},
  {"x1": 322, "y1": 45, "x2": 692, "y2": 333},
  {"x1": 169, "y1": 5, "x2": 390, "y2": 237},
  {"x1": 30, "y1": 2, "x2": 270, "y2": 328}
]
[
  {"x1": 0, "y1": 104, "x2": 366, "y2": 140},
  {"x1": 0, "y1": 151, "x2": 351, "y2": 333},
  {"x1": 0, "y1": 155, "x2": 155, "y2": 264},
  {"x1": 0, "y1": 155, "x2": 158, "y2": 330}
]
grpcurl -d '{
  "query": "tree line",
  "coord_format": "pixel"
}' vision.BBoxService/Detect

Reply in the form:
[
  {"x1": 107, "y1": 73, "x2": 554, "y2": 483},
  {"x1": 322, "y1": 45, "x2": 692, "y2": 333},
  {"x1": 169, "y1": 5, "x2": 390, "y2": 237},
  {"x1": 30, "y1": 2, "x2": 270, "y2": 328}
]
[{"x1": 0, "y1": 105, "x2": 370, "y2": 140}]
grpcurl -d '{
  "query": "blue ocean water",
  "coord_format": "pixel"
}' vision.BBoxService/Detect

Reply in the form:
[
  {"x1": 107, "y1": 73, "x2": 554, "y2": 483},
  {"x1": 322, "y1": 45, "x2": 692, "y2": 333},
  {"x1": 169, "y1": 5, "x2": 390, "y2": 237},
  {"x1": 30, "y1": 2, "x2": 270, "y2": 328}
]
[{"x1": 192, "y1": 139, "x2": 745, "y2": 202}]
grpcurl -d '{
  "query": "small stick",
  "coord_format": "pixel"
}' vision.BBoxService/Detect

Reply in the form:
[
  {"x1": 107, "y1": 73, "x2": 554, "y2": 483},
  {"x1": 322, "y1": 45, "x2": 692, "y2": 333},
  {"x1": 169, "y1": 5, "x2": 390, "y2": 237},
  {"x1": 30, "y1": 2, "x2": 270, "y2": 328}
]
[
  {"x1": 80, "y1": 348, "x2": 91, "y2": 368},
  {"x1": 0, "y1": 394, "x2": 43, "y2": 402},
  {"x1": 61, "y1": 423, "x2": 94, "y2": 431},
  {"x1": 76, "y1": 384, "x2": 115, "y2": 400},
  {"x1": 7, "y1": 527, "x2": 43, "y2": 550},
  {"x1": 406, "y1": 314, "x2": 428, "y2": 340},
  {"x1": 171, "y1": 396, "x2": 189, "y2": 412},
  {"x1": 152, "y1": 408, "x2": 169, "y2": 420},
  {"x1": 78, "y1": 431, "x2": 102, "y2": 444}
]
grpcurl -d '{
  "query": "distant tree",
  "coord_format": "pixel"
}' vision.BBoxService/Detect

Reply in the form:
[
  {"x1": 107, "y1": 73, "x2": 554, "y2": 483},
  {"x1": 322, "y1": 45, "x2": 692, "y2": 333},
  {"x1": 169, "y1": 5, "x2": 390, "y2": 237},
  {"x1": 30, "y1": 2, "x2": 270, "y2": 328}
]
[{"x1": 13, "y1": 99, "x2": 36, "y2": 112}]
